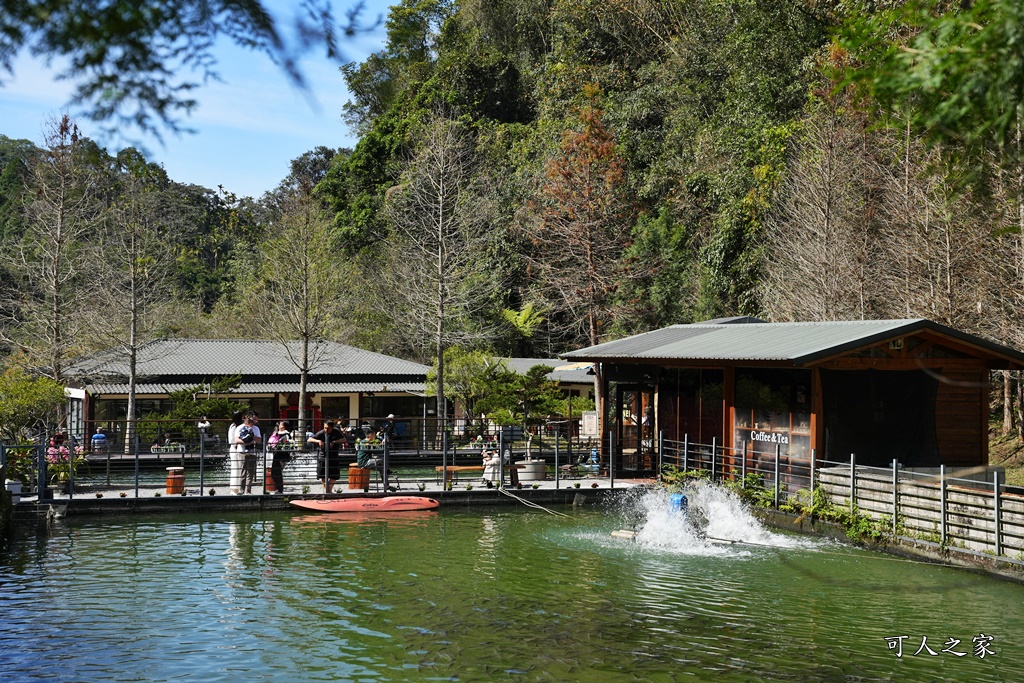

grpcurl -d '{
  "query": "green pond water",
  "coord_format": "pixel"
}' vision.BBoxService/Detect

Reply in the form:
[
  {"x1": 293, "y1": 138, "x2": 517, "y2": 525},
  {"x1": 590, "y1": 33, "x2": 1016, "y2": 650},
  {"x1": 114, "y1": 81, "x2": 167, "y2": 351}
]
[{"x1": 1, "y1": 486, "x2": 1022, "y2": 683}]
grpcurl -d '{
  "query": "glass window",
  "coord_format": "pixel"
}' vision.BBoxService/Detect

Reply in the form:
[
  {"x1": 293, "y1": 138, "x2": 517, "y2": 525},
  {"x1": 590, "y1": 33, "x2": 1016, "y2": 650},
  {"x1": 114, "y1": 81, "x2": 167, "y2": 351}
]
[{"x1": 734, "y1": 369, "x2": 811, "y2": 458}]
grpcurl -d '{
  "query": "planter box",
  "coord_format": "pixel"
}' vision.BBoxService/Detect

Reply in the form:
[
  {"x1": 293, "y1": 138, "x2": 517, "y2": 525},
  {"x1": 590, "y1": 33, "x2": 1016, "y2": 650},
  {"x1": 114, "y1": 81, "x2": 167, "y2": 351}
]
[{"x1": 516, "y1": 460, "x2": 546, "y2": 482}]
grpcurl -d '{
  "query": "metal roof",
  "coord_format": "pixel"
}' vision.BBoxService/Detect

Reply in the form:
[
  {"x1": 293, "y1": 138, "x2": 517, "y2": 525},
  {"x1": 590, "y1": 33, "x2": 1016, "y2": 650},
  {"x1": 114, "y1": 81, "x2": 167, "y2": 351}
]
[
  {"x1": 68, "y1": 339, "x2": 430, "y2": 380},
  {"x1": 87, "y1": 381, "x2": 427, "y2": 396},
  {"x1": 560, "y1": 319, "x2": 1024, "y2": 366},
  {"x1": 504, "y1": 358, "x2": 594, "y2": 384}
]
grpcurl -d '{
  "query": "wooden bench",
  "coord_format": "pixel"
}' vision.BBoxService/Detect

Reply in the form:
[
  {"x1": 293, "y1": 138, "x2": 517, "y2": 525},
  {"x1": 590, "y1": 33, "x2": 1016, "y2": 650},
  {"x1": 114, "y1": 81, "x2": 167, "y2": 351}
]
[
  {"x1": 436, "y1": 465, "x2": 483, "y2": 484},
  {"x1": 436, "y1": 464, "x2": 524, "y2": 485}
]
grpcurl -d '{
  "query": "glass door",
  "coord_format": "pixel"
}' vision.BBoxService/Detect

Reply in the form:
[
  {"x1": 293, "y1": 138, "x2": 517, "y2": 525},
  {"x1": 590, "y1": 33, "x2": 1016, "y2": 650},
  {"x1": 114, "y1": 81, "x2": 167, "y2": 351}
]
[{"x1": 616, "y1": 384, "x2": 655, "y2": 472}]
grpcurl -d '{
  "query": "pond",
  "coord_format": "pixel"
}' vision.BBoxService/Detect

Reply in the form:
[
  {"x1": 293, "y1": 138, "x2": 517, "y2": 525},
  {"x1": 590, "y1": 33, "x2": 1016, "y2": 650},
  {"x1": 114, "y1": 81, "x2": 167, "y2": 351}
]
[{"x1": 1, "y1": 486, "x2": 1022, "y2": 682}]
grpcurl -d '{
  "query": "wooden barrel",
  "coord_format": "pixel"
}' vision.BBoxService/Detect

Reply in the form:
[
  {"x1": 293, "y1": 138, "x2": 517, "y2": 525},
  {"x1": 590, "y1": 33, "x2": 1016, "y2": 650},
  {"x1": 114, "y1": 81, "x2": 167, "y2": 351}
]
[
  {"x1": 165, "y1": 467, "x2": 185, "y2": 495},
  {"x1": 347, "y1": 464, "x2": 370, "y2": 490},
  {"x1": 265, "y1": 468, "x2": 276, "y2": 492}
]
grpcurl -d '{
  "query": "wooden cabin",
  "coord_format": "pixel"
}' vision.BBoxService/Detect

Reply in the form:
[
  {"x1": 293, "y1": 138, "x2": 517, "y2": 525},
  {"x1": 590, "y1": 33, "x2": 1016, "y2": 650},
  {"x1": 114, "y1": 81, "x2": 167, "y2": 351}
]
[{"x1": 560, "y1": 318, "x2": 1024, "y2": 475}]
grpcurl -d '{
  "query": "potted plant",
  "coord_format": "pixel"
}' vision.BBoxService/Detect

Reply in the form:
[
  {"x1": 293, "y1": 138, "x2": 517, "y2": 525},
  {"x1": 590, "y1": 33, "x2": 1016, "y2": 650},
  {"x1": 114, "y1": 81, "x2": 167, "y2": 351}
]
[{"x1": 46, "y1": 443, "x2": 88, "y2": 489}]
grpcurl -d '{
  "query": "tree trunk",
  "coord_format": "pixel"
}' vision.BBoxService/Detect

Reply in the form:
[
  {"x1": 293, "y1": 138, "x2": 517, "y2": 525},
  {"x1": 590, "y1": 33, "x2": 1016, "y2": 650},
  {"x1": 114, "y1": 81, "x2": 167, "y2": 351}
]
[
  {"x1": 435, "y1": 229, "x2": 446, "y2": 432},
  {"x1": 1018, "y1": 374, "x2": 1024, "y2": 442},
  {"x1": 1004, "y1": 370, "x2": 1014, "y2": 437},
  {"x1": 125, "y1": 271, "x2": 138, "y2": 455},
  {"x1": 299, "y1": 335, "x2": 309, "y2": 436}
]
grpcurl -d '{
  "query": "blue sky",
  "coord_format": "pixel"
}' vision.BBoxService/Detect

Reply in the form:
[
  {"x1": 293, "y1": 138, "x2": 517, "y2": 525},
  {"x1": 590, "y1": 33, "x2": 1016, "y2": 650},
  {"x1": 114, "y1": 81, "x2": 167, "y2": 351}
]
[{"x1": 0, "y1": 1, "x2": 394, "y2": 198}]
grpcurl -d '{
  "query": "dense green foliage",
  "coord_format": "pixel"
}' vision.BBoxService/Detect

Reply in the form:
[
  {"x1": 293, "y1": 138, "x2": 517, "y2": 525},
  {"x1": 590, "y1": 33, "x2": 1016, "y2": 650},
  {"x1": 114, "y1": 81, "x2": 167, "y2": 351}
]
[
  {"x1": 0, "y1": 366, "x2": 65, "y2": 441},
  {"x1": 4, "y1": 0, "x2": 1024, "y2": 434}
]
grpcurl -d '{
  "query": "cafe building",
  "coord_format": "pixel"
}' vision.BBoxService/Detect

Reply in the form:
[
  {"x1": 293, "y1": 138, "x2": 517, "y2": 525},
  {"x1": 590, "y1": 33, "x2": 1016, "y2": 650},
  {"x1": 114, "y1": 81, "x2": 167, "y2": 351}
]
[
  {"x1": 560, "y1": 318, "x2": 1024, "y2": 475},
  {"x1": 65, "y1": 338, "x2": 431, "y2": 445}
]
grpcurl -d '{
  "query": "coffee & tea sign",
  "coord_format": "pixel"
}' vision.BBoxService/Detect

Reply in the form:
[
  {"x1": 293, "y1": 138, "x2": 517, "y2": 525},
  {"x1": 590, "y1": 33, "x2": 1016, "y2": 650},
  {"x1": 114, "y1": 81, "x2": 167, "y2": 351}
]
[{"x1": 749, "y1": 430, "x2": 789, "y2": 445}]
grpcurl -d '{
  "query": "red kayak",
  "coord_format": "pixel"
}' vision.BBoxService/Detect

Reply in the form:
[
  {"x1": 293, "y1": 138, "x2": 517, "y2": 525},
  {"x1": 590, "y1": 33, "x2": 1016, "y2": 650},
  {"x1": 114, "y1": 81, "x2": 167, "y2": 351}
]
[
  {"x1": 289, "y1": 496, "x2": 440, "y2": 513},
  {"x1": 290, "y1": 510, "x2": 439, "y2": 525}
]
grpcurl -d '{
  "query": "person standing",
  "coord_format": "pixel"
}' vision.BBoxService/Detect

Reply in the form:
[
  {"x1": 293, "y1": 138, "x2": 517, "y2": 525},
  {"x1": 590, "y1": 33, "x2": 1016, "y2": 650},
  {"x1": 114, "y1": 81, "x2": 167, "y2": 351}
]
[
  {"x1": 308, "y1": 420, "x2": 343, "y2": 493},
  {"x1": 197, "y1": 416, "x2": 212, "y2": 448},
  {"x1": 237, "y1": 412, "x2": 263, "y2": 494},
  {"x1": 379, "y1": 414, "x2": 397, "y2": 444},
  {"x1": 228, "y1": 411, "x2": 244, "y2": 495},
  {"x1": 267, "y1": 420, "x2": 291, "y2": 494},
  {"x1": 481, "y1": 448, "x2": 500, "y2": 487}
]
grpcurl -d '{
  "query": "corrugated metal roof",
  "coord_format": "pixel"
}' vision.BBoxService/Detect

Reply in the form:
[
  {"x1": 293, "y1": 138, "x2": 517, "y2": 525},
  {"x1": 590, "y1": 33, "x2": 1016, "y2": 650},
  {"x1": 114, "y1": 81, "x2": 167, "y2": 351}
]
[
  {"x1": 68, "y1": 339, "x2": 430, "y2": 379},
  {"x1": 561, "y1": 319, "x2": 1024, "y2": 365},
  {"x1": 504, "y1": 358, "x2": 593, "y2": 384},
  {"x1": 87, "y1": 381, "x2": 426, "y2": 396}
]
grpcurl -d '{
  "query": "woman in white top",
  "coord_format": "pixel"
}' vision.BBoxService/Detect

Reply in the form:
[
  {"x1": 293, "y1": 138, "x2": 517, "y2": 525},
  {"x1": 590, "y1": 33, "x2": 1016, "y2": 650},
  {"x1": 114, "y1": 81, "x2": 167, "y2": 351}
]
[
  {"x1": 228, "y1": 410, "x2": 244, "y2": 495},
  {"x1": 482, "y1": 448, "x2": 501, "y2": 484}
]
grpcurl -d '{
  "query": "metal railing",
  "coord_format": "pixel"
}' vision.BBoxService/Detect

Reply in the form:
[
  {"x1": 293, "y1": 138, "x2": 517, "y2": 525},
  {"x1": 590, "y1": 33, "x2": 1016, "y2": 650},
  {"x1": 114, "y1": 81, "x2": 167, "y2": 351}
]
[
  {"x1": 4, "y1": 415, "x2": 609, "y2": 499},
  {"x1": 657, "y1": 432, "x2": 1021, "y2": 558},
  {"x1": 660, "y1": 435, "x2": 814, "y2": 508}
]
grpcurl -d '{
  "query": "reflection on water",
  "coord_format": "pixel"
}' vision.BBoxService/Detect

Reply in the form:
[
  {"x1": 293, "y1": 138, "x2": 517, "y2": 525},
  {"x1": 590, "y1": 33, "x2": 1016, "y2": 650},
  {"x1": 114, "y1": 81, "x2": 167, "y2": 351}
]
[{"x1": 1, "y1": 491, "x2": 1023, "y2": 682}]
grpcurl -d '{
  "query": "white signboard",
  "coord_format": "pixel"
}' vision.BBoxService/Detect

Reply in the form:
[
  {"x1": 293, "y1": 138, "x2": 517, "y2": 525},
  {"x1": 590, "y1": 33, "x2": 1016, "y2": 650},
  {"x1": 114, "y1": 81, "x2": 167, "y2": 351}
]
[{"x1": 581, "y1": 411, "x2": 599, "y2": 437}]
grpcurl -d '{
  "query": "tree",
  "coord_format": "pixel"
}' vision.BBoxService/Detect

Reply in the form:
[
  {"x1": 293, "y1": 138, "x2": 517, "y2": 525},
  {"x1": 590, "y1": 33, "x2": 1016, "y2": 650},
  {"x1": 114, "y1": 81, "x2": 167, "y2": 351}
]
[
  {"x1": 475, "y1": 363, "x2": 564, "y2": 456},
  {"x1": 0, "y1": 364, "x2": 66, "y2": 441},
  {"x1": 0, "y1": 114, "x2": 99, "y2": 381},
  {"x1": 382, "y1": 114, "x2": 497, "y2": 423},
  {"x1": 247, "y1": 189, "x2": 347, "y2": 435},
  {"x1": 499, "y1": 303, "x2": 546, "y2": 357},
  {"x1": 762, "y1": 92, "x2": 882, "y2": 321},
  {"x1": 525, "y1": 84, "x2": 635, "y2": 423},
  {"x1": 87, "y1": 149, "x2": 175, "y2": 451},
  {"x1": 527, "y1": 84, "x2": 635, "y2": 349},
  {"x1": 843, "y1": 3, "x2": 1024, "y2": 437},
  {"x1": 140, "y1": 376, "x2": 247, "y2": 445},
  {"x1": 425, "y1": 347, "x2": 504, "y2": 421},
  {"x1": 0, "y1": 135, "x2": 37, "y2": 245},
  {"x1": 843, "y1": 0, "x2": 1024, "y2": 157},
  {"x1": 0, "y1": 0, "x2": 371, "y2": 137}
]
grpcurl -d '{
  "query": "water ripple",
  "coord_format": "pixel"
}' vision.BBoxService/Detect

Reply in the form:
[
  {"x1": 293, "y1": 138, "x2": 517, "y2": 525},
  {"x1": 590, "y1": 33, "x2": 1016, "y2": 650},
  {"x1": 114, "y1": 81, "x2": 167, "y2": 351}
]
[{"x1": 1, "y1": 506, "x2": 1021, "y2": 682}]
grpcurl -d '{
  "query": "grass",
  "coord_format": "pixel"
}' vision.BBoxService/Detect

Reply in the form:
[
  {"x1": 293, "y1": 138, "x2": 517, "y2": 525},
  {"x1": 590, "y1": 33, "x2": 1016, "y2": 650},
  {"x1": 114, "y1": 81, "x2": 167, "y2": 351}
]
[{"x1": 988, "y1": 427, "x2": 1024, "y2": 486}]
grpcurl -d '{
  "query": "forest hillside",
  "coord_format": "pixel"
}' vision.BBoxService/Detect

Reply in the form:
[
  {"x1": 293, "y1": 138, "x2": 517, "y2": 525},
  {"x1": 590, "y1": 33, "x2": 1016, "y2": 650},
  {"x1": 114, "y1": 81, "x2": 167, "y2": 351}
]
[{"x1": 2, "y1": 0, "x2": 1024, "y2": 444}]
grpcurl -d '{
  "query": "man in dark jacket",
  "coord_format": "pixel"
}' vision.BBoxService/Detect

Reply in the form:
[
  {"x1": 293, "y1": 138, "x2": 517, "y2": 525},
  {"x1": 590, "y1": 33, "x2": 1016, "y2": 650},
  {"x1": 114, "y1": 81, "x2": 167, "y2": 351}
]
[{"x1": 308, "y1": 420, "x2": 344, "y2": 493}]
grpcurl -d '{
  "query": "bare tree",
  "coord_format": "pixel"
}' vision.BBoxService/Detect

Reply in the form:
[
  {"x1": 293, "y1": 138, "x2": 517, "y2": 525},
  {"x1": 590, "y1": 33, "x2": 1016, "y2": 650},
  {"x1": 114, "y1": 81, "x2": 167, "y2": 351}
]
[
  {"x1": 0, "y1": 114, "x2": 99, "y2": 384},
  {"x1": 526, "y1": 84, "x2": 636, "y2": 347},
  {"x1": 249, "y1": 190, "x2": 347, "y2": 435},
  {"x1": 762, "y1": 94, "x2": 881, "y2": 322},
  {"x1": 382, "y1": 114, "x2": 497, "y2": 423},
  {"x1": 87, "y1": 151, "x2": 174, "y2": 451},
  {"x1": 872, "y1": 114, "x2": 992, "y2": 332},
  {"x1": 524, "y1": 84, "x2": 637, "y2": 423},
  {"x1": 985, "y1": 119, "x2": 1024, "y2": 439}
]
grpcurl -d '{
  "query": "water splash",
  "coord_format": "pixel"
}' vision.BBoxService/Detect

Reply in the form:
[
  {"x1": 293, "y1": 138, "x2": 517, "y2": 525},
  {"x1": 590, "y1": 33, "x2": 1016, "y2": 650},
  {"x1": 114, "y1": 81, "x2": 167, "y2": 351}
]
[{"x1": 615, "y1": 483, "x2": 813, "y2": 556}]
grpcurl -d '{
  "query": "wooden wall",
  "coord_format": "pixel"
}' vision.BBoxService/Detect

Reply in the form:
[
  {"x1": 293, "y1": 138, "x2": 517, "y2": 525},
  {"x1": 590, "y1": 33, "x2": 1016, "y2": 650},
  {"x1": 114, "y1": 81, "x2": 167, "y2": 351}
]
[{"x1": 934, "y1": 368, "x2": 988, "y2": 466}]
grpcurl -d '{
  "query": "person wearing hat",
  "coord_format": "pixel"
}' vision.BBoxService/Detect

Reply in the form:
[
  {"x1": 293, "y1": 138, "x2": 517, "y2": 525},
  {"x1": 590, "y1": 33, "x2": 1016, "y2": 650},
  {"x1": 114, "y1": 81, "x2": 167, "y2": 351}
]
[
  {"x1": 237, "y1": 412, "x2": 262, "y2": 494},
  {"x1": 378, "y1": 414, "x2": 397, "y2": 444},
  {"x1": 481, "y1": 447, "x2": 500, "y2": 487},
  {"x1": 308, "y1": 419, "x2": 344, "y2": 492}
]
